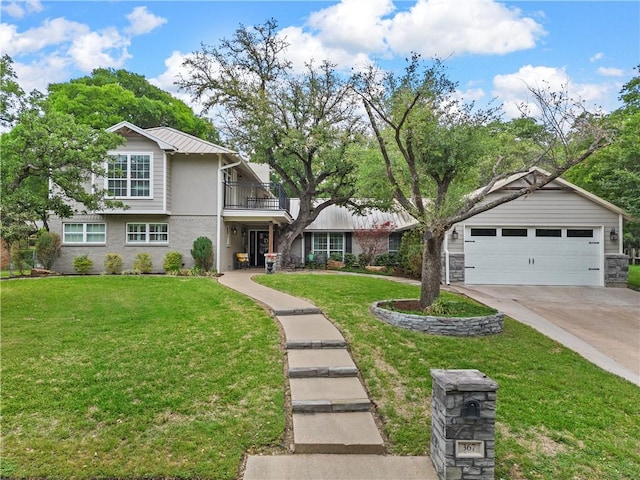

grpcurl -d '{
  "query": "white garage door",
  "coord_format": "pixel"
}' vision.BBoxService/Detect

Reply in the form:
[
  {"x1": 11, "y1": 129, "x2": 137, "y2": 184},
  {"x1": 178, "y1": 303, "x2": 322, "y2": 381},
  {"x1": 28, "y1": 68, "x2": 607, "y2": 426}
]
[{"x1": 464, "y1": 227, "x2": 602, "y2": 286}]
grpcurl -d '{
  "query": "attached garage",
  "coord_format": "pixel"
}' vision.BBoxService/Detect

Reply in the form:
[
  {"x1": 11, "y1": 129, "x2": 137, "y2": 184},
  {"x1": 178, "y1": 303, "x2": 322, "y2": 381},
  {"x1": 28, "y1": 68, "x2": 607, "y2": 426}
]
[
  {"x1": 464, "y1": 226, "x2": 602, "y2": 286},
  {"x1": 446, "y1": 169, "x2": 630, "y2": 287}
]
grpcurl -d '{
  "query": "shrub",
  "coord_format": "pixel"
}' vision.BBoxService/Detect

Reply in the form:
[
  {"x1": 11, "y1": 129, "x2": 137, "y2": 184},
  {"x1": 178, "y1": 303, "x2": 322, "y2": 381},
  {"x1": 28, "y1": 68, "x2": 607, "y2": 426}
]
[
  {"x1": 35, "y1": 231, "x2": 61, "y2": 270},
  {"x1": 374, "y1": 253, "x2": 397, "y2": 267},
  {"x1": 104, "y1": 253, "x2": 124, "y2": 274},
  {"x1": 329, "y1": 252, "x2": 343, "y2": 262},
  {"x1": 73, "y1": 254, "x2": 93, "y2": 274},
  {"x1": 163, "y1": 251, "x2": 183, "y2": 273},
  {"x1": 10, "y1": 245, "x2": 32, "y2": 275},
  {"x1": 358, "y1": 252, "x2": 372, "y2": 267},
  {"x1": 191, "y1": 236, "x2": 214, "y2": 271},
  {"x1": 133, "y1": 252, "x2": 153, "y2": 273},
  {"x1": 398, "y1": 229, "x2": 423, "y2": 278},
  {"x1": 343, "y1": 253, "x2": 357, "y2": 267}
]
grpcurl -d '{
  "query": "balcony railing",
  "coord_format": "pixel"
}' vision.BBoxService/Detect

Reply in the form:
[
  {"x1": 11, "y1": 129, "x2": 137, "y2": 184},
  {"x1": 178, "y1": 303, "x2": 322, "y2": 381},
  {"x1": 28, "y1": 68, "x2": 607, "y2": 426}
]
[{"x1": 224, "y1": 181, "x2": 290, "y2": 212}]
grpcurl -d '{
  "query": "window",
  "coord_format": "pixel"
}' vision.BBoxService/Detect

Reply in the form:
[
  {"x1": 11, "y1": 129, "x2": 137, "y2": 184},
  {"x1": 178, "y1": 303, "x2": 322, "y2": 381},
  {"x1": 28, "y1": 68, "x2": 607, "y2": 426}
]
[
  {"x1": 313, "y1": 233, "x2": 344, "y2": 259},
  {"x1": 126, "y1": 223, "x2": 168, "y2": 244},
  {"x1": 567, "y1": 229, "x2": 593, "y2": 238},
  {"x1": 389, "y1": 232, "x2": 402, "y2": 253},
  {"x1": 63, "y1": 223, "x2": 106, "y2": 244},
  {"x1": 535, "y1": 228, "x2": 561, "y2": 238},
  {"x1": 502, "y1": 228, "x2": 528, "y2": 237},
  {"x1": 470, "y1": 228, "x2": 497, "y2": 237},
  {"x1": 107, "y1": 153, "x2": 151, "y2": 198}
]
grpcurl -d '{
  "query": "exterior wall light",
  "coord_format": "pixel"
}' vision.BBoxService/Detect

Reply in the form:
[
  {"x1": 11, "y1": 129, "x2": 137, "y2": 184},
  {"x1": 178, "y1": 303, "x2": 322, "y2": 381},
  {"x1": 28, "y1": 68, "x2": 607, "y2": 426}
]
[
  {"x1": 232, "y1": 225, "x2": 238, "y2": 235},
  {"x1": 610, "y1": 227, "x2": 618, "y2": 241},
  {"x1": 451, "y1": 228, "x2": 459, "y2": 240}
]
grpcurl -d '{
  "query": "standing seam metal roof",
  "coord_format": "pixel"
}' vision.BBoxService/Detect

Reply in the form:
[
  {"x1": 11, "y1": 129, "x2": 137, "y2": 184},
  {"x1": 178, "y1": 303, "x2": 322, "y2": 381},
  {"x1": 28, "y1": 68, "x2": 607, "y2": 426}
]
[{"x1": 145, "y1": 126, "x2": 238, "y2": 155}]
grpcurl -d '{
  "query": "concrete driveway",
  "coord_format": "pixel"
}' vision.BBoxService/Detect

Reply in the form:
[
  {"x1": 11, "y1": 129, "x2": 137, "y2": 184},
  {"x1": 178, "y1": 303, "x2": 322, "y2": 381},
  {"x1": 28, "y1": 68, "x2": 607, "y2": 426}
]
[{"x1": 449, "y1": 285, "x2": 640, "y2": 386}]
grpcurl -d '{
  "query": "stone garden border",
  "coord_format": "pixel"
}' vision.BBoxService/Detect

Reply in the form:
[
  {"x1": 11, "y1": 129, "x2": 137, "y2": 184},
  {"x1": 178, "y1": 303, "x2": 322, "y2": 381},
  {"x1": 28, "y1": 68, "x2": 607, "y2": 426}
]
[{"x1": 371, "y1": 300, "x2": 504, "y2": 337}]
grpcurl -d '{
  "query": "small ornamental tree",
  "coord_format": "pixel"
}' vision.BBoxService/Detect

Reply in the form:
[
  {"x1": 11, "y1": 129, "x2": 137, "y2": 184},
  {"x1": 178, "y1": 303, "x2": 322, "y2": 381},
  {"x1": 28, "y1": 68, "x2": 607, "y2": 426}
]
[
  {"x1": 353, "y1": 221, "x2": 395, "y2": 266},
  {"x1": 35, "y1": 231, "x2": 61, "y2": 270},
  {"x1": 191, "y1": 236, "x2": 214, "y2": 271}
]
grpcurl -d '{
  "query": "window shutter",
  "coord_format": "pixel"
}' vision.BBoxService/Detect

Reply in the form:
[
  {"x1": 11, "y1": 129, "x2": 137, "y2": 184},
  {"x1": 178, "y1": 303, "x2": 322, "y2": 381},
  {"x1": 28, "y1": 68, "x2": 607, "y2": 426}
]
[{"x1": 345, "y1": 232, "x2": 352, "y2": 253}]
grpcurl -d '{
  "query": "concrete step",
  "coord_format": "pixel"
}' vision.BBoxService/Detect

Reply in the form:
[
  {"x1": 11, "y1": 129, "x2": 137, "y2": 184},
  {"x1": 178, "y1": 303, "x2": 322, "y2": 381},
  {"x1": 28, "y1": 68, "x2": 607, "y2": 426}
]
[
  {"x1": 244, "y1": 454, "x2": 437, "y2": 480},
  {"x1": 288, "y1": 349, "x2": 358, "y2": 378},
  {"x1": 289, "y1": 377, "x2": 371, "y2": 413},
  {"x1": 292, "y1": 412, "x2": 385, "y2": 454},
  {"x1": 278, "y1": 314, "x2": 347, "y2": 349}
]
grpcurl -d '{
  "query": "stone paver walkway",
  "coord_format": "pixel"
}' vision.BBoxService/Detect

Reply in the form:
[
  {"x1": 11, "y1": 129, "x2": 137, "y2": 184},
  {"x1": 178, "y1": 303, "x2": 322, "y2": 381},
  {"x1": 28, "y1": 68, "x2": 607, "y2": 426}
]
[{"x1": 217, "y1": 270, "x2": 437, "y2": 480}]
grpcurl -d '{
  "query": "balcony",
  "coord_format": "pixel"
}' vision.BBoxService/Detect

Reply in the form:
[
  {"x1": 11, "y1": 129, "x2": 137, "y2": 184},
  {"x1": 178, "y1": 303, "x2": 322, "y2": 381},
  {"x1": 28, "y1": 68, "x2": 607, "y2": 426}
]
[{"x1": 223, "y1": 182, "x2": 292, "y2": 224}]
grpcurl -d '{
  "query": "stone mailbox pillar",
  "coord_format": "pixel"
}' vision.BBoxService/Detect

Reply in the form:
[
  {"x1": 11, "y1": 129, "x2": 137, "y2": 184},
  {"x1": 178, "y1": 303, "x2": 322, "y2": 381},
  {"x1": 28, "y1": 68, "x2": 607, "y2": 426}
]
[{"x1": 430, "y1": 369, "x2": 498, "y2": 480}]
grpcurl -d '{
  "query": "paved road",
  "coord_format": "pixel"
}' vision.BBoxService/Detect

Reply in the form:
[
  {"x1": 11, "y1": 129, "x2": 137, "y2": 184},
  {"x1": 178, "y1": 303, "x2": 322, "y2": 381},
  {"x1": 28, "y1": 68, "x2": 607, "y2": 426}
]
[{"x1": 450, "y1": 285, "x2": 640, "y2": 386}]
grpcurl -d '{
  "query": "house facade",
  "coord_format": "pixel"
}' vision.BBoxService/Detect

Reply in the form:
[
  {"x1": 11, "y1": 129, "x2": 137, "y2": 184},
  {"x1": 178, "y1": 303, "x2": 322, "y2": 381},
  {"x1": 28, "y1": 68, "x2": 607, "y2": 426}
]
[
  {"x1": 49, "y1": 121, "x2": 292, "y2": 274},
  {"x1": 50, "y1": 123, "x2": 629, "y2": 286}
]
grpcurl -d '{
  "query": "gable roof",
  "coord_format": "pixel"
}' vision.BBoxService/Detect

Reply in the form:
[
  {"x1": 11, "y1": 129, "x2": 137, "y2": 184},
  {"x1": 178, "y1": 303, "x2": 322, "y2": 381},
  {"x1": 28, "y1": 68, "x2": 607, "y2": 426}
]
[
  {"x1": 106, "y1": 121, "x2": 176, "y2": 151},
  {"x1": 484, "y1": 167, "x2": 631, "y2": 220}
]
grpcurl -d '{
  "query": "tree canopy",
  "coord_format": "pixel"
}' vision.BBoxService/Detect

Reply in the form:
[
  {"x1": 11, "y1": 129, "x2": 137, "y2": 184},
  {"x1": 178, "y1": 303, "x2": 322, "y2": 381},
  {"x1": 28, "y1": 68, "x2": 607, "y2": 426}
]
[
  {"x1": 47, "y1": 68, "x2": 219, "y2": 142},
  {"x1": 354, "y1": 56, "x2": 613, "y2": 306},
  {"x1": 179, "y1": 19, "x2": 365, "y2": 262}
]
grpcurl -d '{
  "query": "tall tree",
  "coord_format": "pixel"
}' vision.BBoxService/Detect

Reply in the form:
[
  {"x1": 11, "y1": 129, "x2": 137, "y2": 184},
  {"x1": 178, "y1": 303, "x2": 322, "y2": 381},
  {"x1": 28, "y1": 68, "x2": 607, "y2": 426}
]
[
  {"x1": 47, "y1": 68, "x2": 219, "y2": 142},
  {"x1": 565, "y1": 68, "x2": 640, "y2": 219},
  {"x1": 0, "y1": 54, "x2": 25, "y2": 128},
  {"x1": 1, "y1": 94, "x2": 125, "y2": 240},
  {"x1": 179, "y1": 19, "x2": 364, "y2": 263},
  {"x1": 354, "y1": 57, "x2": 612, "y2": 308}
]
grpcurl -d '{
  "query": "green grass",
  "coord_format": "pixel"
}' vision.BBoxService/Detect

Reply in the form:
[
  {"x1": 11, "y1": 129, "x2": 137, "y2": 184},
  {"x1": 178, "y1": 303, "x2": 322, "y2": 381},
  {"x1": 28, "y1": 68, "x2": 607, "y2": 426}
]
[
  {"x1": 256, "y1": 273, "x2": 640, "y2": 480},
  {"x1": 628, "y1": 264, "x2": 640, "y2": 288},
  {"x1": 1, "y1": 276, "x2": 285, "y2": 479}
]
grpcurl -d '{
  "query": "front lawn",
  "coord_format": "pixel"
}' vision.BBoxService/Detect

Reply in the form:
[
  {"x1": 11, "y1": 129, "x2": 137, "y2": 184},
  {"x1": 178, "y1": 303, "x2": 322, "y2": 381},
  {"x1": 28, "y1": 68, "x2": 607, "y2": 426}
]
[
  {"x1": 257, "y1": 273, "x2": 640, "y2": 480},
  {"x1": 1, "y1": 276, "x2": 285, "y2": 479}
]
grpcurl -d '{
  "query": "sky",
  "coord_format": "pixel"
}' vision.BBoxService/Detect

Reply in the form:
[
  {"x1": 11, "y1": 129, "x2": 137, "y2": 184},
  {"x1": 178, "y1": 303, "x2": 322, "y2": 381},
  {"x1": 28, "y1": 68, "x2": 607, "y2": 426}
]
[{"x1": 1, "y1": 0, "x2": 639, "y2": 119}]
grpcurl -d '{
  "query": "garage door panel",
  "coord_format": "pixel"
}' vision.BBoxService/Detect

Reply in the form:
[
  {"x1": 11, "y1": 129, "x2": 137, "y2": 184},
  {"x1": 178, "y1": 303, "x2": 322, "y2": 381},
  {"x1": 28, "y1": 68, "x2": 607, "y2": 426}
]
[{"x1": 464, "y1": 226, "x2": 601, "y2": 286}]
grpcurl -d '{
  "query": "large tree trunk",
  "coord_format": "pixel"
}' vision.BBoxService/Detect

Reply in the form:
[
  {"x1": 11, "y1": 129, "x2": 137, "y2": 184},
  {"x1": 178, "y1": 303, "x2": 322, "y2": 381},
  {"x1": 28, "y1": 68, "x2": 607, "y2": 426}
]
[{"x1": 420, "y1": 230, "x2": 444, "y2": 309}]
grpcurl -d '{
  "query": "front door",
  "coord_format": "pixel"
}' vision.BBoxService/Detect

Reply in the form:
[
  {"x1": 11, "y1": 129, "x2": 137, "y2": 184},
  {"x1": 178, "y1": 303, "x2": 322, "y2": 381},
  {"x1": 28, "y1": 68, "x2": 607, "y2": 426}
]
[{"x1": 249, "y1": 230, "x2": 270, "y2": 266}]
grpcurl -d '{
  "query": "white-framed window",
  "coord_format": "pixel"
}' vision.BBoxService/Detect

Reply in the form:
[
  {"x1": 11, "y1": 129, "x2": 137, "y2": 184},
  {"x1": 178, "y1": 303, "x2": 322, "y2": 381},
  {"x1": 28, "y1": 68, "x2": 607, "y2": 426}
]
[
  {"x1": 63, "y1": 223, "x2": 106, "y2": 244},
  {"x1": 107, "y1": 153, "x2": 152, "y2": 198},
  {"x1": 313, "y1": 233, "x2": 344, "y2": 259},
  {"x1": 126, "y1": 223, "x2": 168, "y2": 244},
  {"x1": 388, "y1": 232, "x2": 402, "y2": 254}
]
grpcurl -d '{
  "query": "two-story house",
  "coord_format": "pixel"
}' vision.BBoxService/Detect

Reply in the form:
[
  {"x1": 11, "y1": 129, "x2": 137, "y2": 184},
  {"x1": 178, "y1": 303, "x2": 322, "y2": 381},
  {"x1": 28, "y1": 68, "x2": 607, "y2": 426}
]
[{"x1": 49, "y1": 121, "x2": 292, "y2": 273}]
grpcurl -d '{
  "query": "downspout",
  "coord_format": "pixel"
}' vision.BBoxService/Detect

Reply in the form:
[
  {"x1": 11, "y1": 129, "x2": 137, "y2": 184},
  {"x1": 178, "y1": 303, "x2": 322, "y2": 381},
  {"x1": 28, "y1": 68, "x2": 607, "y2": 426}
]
[
  {"x1": 444, "y1": 230, "x2": 450, "y2": 285},
  {"x1": 217, "y1": 158, "x2": 243, "y2": 273},
  {"x1": 618, "y1": 213, "x2": 623, "y2": 254}
]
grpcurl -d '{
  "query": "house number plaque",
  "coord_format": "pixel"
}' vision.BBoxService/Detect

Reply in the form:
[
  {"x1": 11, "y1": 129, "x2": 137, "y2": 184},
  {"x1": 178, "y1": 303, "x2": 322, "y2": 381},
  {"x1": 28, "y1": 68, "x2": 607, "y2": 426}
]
[{"x1": 455, "y1": 440, "x2": 485, "y2": 458}]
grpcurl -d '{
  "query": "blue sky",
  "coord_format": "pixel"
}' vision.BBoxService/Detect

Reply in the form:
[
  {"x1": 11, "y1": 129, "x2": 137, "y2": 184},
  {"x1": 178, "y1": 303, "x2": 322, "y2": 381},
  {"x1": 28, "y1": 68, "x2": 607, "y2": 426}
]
[{"x1": 2, "y1": 0, "x2": 638, "y2": 119}]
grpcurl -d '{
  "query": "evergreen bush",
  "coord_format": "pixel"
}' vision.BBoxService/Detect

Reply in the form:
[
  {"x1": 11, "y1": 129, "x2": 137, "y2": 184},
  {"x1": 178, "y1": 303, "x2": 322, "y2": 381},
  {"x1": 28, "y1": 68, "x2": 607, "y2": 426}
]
[
  {"x1": 190, "y1": 237, "x2": 214, "y2": 271},
  {"x1": 104, "y1": 253, "x2": 124, "y2": 274},
  {"x1": 133, "y1": 252, "x2": 153, "y2": 273},
  {"x1": 73, "y1": 254, "x2": 93, "y2": 274},
  {"x1": 35, "y1": 231, "x2": 61, "y2": 270},
  {"x1": 163, "y1": 251, "x2": 183, "y2": 273}
]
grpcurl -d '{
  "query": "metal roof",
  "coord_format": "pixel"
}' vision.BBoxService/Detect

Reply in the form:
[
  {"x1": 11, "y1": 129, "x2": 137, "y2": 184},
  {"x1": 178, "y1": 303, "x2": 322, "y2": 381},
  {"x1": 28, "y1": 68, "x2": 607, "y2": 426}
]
[
  {"x1": 145, "y1": 126, "x2": 239, "y2": 155},
  {"x1": 290, "y1": 199, "x2": 418, "y2": 231}
]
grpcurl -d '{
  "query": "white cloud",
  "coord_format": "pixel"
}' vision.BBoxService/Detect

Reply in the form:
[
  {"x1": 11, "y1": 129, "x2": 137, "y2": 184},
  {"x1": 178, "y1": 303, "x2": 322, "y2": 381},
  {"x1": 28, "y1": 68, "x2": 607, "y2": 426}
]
[
  {"x1": 492, "y1": 65, "x2": 611, "y2": 119},
  {"x1": 149, "y1": 50, "x2": 195, "y2": 104},
  {"x1": 278, "y1": 25, "x2": 373, "y2": 73},
  {"x1": 307, "y1": 0, "x2": 394, "y2": 53},
  {"x1": 1, "y1": 0, "x2": 43, "y2": 19},
  {"x1": 125, "y1": 6, "x2": 167, "y2": 36},
  {"x1": 597, "y1": 66, "x2": 624, "y2": 77},
  {"x1": 387, "y1": 0, "x2": 546, "y2": 57},
  {"x1": 590, "y1": 52, "x2": 604, "y2": 62},
  {"x1": 68, "y1": 27, "x2": 131, "y2": 71},
  {"x1": 13, "y1": 55, "x2": 72, "y2": 93},
  {"x1": 0, "y1": 17, "x2": 89, "y2": 56}
]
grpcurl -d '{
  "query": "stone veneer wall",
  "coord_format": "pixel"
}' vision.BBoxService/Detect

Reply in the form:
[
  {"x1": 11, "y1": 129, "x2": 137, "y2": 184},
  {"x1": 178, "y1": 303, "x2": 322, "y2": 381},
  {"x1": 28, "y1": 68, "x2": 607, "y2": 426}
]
[
  {"x1": 431, "y1": 369, "x2": 498, "y2": 480},
  {"x1": 371, "y1": 301, "x2": 504, "y2": 337},
  {"x1": 442, "y1": 253, "x2": 465, "y2": 283},
  {"x1": 605, "y1": 254, "x2": 629, "y2": 287}
]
